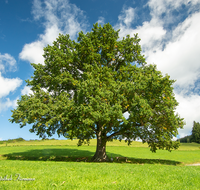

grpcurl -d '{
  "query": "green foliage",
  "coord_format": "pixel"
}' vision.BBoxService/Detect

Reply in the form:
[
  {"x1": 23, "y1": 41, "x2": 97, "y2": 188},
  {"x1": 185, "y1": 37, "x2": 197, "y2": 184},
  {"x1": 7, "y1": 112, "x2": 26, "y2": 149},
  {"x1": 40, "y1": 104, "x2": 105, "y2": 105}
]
[
  {"x1": 15, "y1": 137, "x2": 25, "y2": 142},
  {"x1": 0, "y1": 137, "x2": 25, "y2": 144},
  {"x1": 9, "y1": 23, "x2": 184, "y2": 156},
  {"x1": 191, "y1": 121, "x2": 200, "y2": 143}
]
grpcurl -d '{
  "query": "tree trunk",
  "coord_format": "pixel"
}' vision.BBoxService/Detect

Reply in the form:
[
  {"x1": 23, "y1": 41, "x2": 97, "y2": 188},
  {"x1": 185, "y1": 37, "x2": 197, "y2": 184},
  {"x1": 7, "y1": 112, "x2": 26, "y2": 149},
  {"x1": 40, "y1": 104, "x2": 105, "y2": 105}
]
[{"x1": 91, "y1": 130, "x2": 109, "y2": 162}]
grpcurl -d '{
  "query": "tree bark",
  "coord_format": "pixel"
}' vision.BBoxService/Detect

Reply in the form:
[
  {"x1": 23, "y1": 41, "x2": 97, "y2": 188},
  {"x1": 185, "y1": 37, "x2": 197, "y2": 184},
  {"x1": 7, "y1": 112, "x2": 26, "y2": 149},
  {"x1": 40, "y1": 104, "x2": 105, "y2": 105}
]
[{"x1": 91, "y1": 130, "x2": 109, "y2": 162}]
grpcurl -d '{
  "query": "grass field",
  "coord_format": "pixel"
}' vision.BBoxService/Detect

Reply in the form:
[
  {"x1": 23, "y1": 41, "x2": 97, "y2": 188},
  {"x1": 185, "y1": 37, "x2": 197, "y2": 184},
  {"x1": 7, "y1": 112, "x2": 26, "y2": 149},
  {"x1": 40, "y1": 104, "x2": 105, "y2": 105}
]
[{"x1": 0, "y1": 139, "x2": 200, "y2": 189}]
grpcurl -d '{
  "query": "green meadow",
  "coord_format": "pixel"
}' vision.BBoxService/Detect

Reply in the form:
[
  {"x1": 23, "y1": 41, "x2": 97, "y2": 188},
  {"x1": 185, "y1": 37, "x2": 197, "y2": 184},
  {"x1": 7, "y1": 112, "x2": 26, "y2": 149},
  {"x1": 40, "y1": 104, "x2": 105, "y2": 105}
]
[{"x1": 0, "y1": 139, "x2": 200, "y2": 190}]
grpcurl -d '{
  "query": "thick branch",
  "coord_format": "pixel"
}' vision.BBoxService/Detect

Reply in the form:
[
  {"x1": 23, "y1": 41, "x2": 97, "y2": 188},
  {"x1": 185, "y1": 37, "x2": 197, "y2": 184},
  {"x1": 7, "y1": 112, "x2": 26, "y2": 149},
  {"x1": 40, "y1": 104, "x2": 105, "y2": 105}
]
[
  {"x1": 107, "y1": 130, "x2": 122, "y2": 141},
  {"x1": 107, "y1": 122, "x2": 143, "y2": 141}
]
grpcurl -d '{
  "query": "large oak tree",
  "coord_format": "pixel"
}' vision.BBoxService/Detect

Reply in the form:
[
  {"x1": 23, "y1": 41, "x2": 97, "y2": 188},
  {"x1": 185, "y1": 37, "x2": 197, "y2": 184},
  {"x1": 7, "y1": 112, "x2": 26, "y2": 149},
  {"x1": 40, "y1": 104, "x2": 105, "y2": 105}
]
[{"x1": 10, "y1": 23, "x2": 184, "y2": 161}]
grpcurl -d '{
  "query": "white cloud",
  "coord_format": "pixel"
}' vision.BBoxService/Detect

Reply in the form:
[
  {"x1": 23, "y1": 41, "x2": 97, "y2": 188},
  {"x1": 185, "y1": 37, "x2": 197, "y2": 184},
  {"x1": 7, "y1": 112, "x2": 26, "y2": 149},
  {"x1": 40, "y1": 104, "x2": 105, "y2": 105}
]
[
  {"x1": 96, "y1": 16, "x2": 105, "y2": 26},
  {"x1": 147, "y1": 0, "x2": 200, "y2": 24},
  {"x1": 31, "y1": 0, "x2": 43, "y2": 20},
  {"x1": 115, "y1": 7, "x2": 166, "y2": 52},
  {"x1": 175, "y1": 93, "x2": 200, "y2": 138},
  {"x1": 114, "y1": 7, "x2": 136, "y2": 39},
  {"x1": 0, "y1": 72, "x2": 22, "y2": 112},
  {"x1": 0, "y1": 73, "x2": 22, "y2": 98},
  {"x1": 0, "y1": 97, "x2": 19, "y2": 112},
  {"x1": 133, "y1": 19, "x2": 166, "y2": 52},
  {"x1": 21, "y1": 86, "x2": 33, "y2": 95},
  {"x1": 118, "y1": 7, "x2": 135, "y2": 28},
  {"x1": 19, "y1": 0, "x2": 88, "y2": 65},
  {"x1": 0, "y1": 51, "x2": 22, "y2": 112},
  {"x1": 147, "y1": 12, "x2": 200, "y2": 91},
  {"x1": 147, "y1": 0, "x2": 183, "y2": 17},
  {"x1": 0, "y1": 53, "x2": 17, "y2": 73},
  {"x1": 115, "y1": 0, "x2": 200, "y2": 138},
  {"x1": 19, "y1": 24, "x2": 60, "y2": 64}
]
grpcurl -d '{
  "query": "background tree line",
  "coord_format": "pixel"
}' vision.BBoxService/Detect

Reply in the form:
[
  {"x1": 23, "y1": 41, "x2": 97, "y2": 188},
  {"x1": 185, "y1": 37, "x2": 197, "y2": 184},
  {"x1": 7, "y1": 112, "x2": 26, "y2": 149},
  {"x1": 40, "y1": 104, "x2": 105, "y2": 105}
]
[{"x1": 179, "y1": 121, "x2": 200, "y2": 143}]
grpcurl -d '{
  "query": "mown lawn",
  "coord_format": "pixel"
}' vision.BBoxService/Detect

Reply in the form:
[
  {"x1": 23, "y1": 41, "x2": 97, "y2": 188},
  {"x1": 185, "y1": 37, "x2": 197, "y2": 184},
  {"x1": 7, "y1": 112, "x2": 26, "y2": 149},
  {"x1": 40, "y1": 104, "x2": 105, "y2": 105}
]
[{"x1": 0, "y1": 140, "x2": 200, "y2": 189}]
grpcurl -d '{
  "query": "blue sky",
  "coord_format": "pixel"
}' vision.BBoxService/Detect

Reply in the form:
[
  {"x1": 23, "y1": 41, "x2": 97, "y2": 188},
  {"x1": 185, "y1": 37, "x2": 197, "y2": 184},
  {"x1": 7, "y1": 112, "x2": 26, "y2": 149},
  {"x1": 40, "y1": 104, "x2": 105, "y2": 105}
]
[{"x1": 0, "y1": 0, "x2": 200, "y2": 140}]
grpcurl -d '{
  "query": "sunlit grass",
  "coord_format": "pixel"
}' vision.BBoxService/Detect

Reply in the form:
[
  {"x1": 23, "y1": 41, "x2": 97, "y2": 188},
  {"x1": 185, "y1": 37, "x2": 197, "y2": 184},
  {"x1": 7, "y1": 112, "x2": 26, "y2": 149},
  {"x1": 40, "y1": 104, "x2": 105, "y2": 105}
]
[
  {"x1": 0, "y1": 139, "x2": 200, "y2": 189},
  {"x1": 1, "y1": 138, "x2": 199, "y2": 149},
  {"x1": 0, "y1": 139, "x2": 149, "y2": 147},
  {"x1": 0, "y1": 140, "x2": 200, "y2": 164},
  {"x1": 0, "y1": 160, "x2": 200, "y2": 190}
]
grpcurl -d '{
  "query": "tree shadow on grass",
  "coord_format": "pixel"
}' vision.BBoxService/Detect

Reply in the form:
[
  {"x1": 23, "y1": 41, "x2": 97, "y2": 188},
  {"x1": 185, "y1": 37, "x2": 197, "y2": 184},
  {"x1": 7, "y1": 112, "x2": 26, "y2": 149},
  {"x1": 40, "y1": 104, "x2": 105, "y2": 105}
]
[
  {"x1": 2, "y1": 148, "x2": 181, "y2": 165},
  {"x1": 106, "y1": 151, "x2": 181, "y2": 166},
  {"x1": 2, "y1": 148, "x2": 94, "y2": 162},
  {"x1": 118, "y1": 157, "x2": 181, "y2": 165}
]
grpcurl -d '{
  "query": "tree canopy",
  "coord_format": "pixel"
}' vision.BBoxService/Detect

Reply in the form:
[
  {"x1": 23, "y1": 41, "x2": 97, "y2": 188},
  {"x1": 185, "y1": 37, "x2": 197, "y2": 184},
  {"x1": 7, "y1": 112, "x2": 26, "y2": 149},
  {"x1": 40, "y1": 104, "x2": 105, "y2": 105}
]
[{"x1": 10, "y1": 23, "x2": 184, "y2": 161}]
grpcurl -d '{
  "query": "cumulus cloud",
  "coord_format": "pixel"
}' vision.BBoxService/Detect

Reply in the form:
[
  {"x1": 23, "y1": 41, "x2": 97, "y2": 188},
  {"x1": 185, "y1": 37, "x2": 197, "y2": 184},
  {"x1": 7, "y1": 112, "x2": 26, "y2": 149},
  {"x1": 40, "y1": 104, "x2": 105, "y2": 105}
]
[
  {"x1": 144, "y1": 3, "x2": 200, "y2": 137},
  {"x1": 134, "y1": 19, "x2": 166, "y2": 52},
  {"x1": 118, "y1": 7, "x2": 135, "y2": 28},
  {"x1": 0, "y1": 51, "x2": 22, "y2": 112},
  {"x1": 0, "y1": 73, "x2": 22, "y2": 98},
  {"x1": 96, "y1": 16, "x2": 105, "y2": 26},
  {"x1": 147, "y1": 0, "x2": 184, "y2": 19},
  {"x1": 114, "y1": 7, "x2": 136, "y2": 38},
  {"x1": 148, "y1": 0, "x2": 200, "y2": 17},
  {"x1": 175, "y1": 93, "x2": 200, "y2": 137},
  {"x1": 19, "y1": 0, "x2": 88, "y2": 64},
  {"x1": 21, "y1": 86, "x2": 33, "y2": 95},
  {"x1": 19, "y1": 25, "x2": 60, "y2": 64},
  {"x1": 147, "y1": 12, "x2": 200, "y2": 90},
  {"x1": 0, "y1": 72, "x2": 22, "y2": 112},
  {"x1": 0, "y1": 53, "x2": 17, "y2": 73},
  {"x1": 114, "y1": 6, "x2": 166, "y2": 52},
  {"x1": 115, "y1": 0, "x2": 200, "y2": 137},
  {"x1": 0, "y1": 97, "x2": 19, "y2": 112}
]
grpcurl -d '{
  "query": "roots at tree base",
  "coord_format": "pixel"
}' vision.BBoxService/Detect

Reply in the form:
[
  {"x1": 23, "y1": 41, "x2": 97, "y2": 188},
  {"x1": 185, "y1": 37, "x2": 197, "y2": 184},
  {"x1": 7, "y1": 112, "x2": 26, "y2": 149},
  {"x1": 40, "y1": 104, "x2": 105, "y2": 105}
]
[
  {"x1": 92, "y1": 131, "x2": 110, "y2": 162},
  {"x1": 91, "y1": 141, "x2": 110, "y2": 162},
  {"x1": 91, "y1": 151, "x2": 110, "y2": 162}
]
